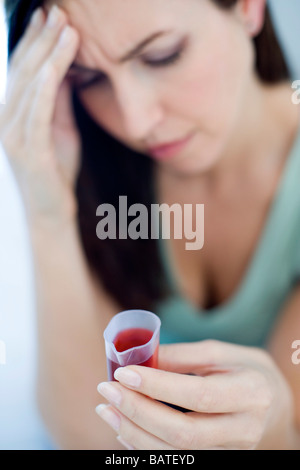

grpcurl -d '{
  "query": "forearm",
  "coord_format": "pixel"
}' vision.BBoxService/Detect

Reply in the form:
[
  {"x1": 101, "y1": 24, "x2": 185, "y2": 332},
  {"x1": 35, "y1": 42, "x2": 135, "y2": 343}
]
[{"x1": 28, "y1": 218, "x2": 121, "y2": 449}]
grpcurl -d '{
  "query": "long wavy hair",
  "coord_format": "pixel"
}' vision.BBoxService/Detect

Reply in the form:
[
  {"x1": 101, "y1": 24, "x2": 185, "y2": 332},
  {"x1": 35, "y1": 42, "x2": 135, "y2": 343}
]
[{"x1": 4, "y1": 0, "x2": 290, "y2": 312}]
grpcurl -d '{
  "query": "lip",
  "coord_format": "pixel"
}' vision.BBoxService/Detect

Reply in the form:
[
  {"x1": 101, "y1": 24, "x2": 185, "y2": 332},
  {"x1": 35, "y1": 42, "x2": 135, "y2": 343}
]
[{"x1": 147, "y1": 133, "x2": 194, "y2": 160}]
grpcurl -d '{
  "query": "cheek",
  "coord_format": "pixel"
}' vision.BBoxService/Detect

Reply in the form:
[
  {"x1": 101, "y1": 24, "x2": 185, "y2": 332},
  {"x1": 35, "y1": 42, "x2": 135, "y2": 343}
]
[{"x1": 165, "y1": 39, "x2": 251, "y2": 135}]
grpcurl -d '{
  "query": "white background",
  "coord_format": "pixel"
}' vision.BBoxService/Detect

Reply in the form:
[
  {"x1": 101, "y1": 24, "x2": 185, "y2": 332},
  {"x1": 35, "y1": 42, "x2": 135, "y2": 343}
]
[{"x1": 0, "y1": 0, "x2": 300, "y2": 450}]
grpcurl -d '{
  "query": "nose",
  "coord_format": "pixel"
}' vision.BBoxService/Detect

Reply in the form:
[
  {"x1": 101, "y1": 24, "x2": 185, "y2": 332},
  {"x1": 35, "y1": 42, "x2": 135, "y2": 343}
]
[{"x1": 115, "y1": 78, "x2": 164, "y2": 142}]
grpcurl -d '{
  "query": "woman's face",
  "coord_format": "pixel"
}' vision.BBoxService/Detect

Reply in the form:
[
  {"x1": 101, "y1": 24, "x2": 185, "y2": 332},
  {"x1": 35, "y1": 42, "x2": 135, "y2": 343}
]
[{"x1": 59, "y1": 0, "x2": 256, "y2": 175}]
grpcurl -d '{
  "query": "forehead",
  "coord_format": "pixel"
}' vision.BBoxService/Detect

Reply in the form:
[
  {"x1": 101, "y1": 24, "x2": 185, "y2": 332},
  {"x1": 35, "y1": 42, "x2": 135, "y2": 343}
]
[{"x1": 59, "y1": 0, "x2": 199, "y2": 63}]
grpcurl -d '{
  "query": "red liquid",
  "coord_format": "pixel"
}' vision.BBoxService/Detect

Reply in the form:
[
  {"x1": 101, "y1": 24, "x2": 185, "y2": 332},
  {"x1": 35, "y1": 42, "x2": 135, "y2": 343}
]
[{"x1": 107, "y1": 328, "x2": 158, "y2": 381}]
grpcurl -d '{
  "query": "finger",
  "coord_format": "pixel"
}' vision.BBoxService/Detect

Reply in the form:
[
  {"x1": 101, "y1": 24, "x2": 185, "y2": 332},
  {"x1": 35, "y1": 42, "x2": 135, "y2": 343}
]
[
  {"x1": 2, "y1": 25, "x2": 79, "y2": 175},
  {"x1": 5, "y1": 8, "x2": 45, "y2": 114},
  {"x1": 4, "y1": 25, "x2": 79, "y2": 163},
  {"x1": 97, "y1": 383, "x2": 188, "y2": 449},
  {"x1": 158, "y1": 341, "x2": 233, "y2": 374},
  {"x1": 27, "y1": 26, "x2": 79, "y2": 151},
  {"x1": 96, "y1": 404, "x2": 175, "y2": 450},
  {"x1": 114, "y1": 364, "x2": 265, "y2": 413},
  {"x1": 97, "y1": 382, "x2": 255, "y2": 450},
  {"x1": 183, "y1": 412, "x2": 259, "y2": 450},
  {"x1": 8, "y1": 6, "x2": 68, "y2": 107},
  {"x1": 22, "y1": 6, "x2": 68, "y2": 74},
  {"x1": 158, "y1": 340, "x2": 266, "y2": 373},
  {"x1": 8, "y1": 8, "x2": 45, "y2": 69}
]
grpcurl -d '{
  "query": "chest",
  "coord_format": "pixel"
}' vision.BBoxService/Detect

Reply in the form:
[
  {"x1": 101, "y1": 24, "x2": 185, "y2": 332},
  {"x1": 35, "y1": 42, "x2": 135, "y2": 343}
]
[{"x1": 159, "y1": 179, "x2": 278, "y2": 311}]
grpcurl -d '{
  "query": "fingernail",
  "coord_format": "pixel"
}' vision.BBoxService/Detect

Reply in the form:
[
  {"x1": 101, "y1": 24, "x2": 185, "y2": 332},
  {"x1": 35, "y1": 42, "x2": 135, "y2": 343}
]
[
  {"x1": 30, "y1": 8, "x2": 43, "y2": 29},
  {"x1": 117, "y1": 435, "x2": 135, "y2": 450},
  {"x1": 95, "y1": 404, "x2": 121, "y2": 432},
  {"x1": 58, "y1": 26, "x2": 74, "y2": 47},
  {"x1": 114, "y1": 368, "x2": 142, "y2": 388},
  {"x1": 47, "y1": 5, "x2": 61, "y2": 28},
  {"x1": 97, "y1": 382, "x2": 122, "y2": 407}
]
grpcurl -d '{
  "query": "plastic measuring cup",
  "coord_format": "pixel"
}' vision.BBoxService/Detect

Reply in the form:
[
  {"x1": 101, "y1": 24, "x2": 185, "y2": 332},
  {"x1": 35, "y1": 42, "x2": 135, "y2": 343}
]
[{"x1": 103, "y1": 309, "x2": 161, "y2": 381}]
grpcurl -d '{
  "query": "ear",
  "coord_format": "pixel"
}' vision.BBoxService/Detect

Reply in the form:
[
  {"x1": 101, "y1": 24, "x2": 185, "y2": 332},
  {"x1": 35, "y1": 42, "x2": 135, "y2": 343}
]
[{"x1": 235, "y1": 0, "x2": 267, "y2": 38}]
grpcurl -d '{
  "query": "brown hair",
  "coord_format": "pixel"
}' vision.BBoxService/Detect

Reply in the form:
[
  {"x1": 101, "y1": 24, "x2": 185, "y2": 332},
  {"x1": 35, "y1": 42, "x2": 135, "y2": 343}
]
[{"x1": 5, "y1": 0, "x2": 291, "y2": 312}]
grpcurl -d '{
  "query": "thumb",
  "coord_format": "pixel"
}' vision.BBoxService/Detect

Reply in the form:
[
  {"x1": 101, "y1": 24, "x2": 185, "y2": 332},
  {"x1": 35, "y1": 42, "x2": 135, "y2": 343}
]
[{"x1": 158, "y1": 340, "x2": 241, "y2": 375}]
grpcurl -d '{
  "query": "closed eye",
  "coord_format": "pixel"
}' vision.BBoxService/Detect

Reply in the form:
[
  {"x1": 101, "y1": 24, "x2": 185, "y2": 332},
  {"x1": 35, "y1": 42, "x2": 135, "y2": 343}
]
[
  {"x1": 142, "y1": 36, "x2": 187, "y2": 68},
  {"x1": 143, "y1": 49, "x2": 183, "y2": 67}
]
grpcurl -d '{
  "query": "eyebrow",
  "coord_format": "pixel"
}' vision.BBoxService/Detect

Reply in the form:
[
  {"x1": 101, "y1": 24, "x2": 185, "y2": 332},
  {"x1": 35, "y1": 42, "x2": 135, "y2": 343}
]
[{"x1": 70, "y1": 30, "x2": 173, "y2": 73}]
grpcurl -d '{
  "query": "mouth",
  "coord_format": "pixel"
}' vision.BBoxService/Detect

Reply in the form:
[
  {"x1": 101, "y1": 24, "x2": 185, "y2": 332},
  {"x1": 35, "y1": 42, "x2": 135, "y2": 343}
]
[{"x1": 147, "y1": 132, "x2": 195, "y2": 161}]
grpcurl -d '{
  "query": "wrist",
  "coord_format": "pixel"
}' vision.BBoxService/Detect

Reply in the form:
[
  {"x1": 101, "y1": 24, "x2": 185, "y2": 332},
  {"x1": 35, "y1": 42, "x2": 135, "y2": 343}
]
[
  {"x1": 24, "y1": 196, "x2": 78, "y2": 236},
  {"x1": 26, "y1": 207, "x2": 80, "y2": 247},
  {"x1": 19, "y1": 173, "x2": 78, "y2": 233}
]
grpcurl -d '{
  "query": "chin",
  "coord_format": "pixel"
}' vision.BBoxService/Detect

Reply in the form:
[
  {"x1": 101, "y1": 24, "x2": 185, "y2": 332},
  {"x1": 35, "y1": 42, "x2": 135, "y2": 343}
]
[{"x1": 157, "y1": 145, "x2": 222, "y2": 178}]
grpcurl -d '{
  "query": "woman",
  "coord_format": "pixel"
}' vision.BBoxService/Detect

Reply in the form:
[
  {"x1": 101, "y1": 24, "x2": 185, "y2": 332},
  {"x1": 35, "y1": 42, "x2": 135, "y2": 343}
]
[{"x1": 1, "y1": 0, "x2": 300, "y2": 449}]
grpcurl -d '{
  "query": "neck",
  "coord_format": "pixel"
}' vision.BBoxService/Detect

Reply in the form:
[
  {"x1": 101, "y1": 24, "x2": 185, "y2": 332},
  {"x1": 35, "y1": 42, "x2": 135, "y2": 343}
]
[{"x1": 207, "y1": 76, "x2": 299, "y2": 182}]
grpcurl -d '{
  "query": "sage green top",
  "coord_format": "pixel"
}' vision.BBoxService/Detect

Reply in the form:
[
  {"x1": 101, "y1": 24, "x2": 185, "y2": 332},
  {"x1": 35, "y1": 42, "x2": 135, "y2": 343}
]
[{"x1": 155, "y1": 125, "x2": 300, "y2": 348}]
